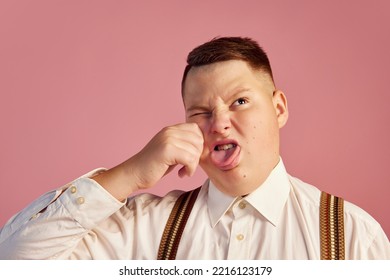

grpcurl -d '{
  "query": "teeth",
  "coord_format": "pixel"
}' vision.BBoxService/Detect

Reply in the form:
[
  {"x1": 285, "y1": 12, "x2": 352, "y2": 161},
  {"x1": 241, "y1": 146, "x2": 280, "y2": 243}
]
[{"x1": 216, "y1": 144, "x2": 235, "y2": 151}]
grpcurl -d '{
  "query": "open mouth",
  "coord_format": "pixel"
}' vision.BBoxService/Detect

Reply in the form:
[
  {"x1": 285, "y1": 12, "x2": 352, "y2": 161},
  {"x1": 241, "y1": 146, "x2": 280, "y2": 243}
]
[
  {"x1": 214, "y1": 143, "x2": 237, "y2": 151},
  {"x1": 211, "y1": 141, "x2": 240, "y2": 170}
]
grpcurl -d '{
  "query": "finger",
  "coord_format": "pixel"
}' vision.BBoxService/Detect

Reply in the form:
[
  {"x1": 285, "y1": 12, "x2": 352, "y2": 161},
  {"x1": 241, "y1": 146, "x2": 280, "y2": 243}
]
[
  {"x1": 171, "y1": 132, "x2": 202, "y2": 156},
  {"x1": 178, "y1": 162, "x2": 197, "y2": 178},
  {"x1": 164, "y1": 165, "x2": 177, "y2": 177},
  {"x1": 167, "y1": 123, "x2": 204, "y2": 143},
  {"x1": 164, "y1": 125, "x2": 204, "y2": 153},
  {"x1": 170, "y1": 146, "x2": 200, "y2": 178},
  {"x1": 178, "y1": 166, "x2": 188, "y2": 178}
]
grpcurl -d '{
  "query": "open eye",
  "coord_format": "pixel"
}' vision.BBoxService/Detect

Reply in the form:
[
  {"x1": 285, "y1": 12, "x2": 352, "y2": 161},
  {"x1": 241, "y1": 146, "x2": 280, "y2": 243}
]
[{"x1": 232, "y1": 97, "x2": 248, "y2": 106}]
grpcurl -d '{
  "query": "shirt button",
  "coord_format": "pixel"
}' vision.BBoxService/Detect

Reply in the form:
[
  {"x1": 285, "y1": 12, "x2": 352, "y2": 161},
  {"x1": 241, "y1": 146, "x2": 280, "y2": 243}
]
[
  {"x1": 236, "y1": 234, "x2": 244, "y2": 241},
  {"x1": 239, "y1": 201, "x2": 246, "y2": 209},
  {"x1": 70, "y1": 186, "x2": 77, "y2": 194},
  {"x1": 76, "y1": 197, "x2": 85, "y2": 204}
]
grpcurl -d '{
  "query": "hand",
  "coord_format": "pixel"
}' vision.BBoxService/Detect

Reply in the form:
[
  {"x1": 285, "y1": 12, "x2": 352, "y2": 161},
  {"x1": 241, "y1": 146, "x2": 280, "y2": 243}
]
[
  {"x1": 131, "y1": 123, "x2": 204, "y2": 189},
  {"x1": 93, "y1": 123, "x2": 204, "y2": 201}
]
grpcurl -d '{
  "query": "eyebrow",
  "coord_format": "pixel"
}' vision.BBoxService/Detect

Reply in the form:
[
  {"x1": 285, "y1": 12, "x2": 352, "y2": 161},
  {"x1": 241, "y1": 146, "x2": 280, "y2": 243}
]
[
  {"x1": 229, "y1": 87, "x2": 252, "y2": 97},
  {"x1": 224, "y1": 87, "x2": 253, "y2": 103}
]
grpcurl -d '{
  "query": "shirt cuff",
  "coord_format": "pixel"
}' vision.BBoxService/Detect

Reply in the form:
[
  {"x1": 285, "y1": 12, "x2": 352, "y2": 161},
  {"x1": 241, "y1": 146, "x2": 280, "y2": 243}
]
[{"x1": 59, "y1": 177, "x2": 125, "y2": 230}]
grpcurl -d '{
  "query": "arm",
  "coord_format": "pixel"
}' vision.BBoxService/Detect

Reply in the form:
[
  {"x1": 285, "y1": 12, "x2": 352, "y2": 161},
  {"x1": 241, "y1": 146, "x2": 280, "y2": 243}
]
[{"x1": 0, "y1": 123, "x2": 204, "y2": 259}]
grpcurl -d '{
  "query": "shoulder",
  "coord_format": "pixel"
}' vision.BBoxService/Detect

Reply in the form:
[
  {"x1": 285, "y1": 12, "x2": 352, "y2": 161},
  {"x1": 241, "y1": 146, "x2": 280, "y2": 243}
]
[
  {"x1": 287, "y1": 174, "x2": 322, "y2": 210},
  {"x1": 125, "y1": 189, "x2": 185, "y2": 211},
  {"x1": 288, "y1": 174, "x2": 381, "y2": 226},
  {"x1": 342, "y1": 200, "x2": 389, "y2": 257},
  {"x1": 123, "y1": 186, "x2": 204, "y2": 213},
  {"x1": 288, "y1": 174, "x2": 388, "y2": 253}
]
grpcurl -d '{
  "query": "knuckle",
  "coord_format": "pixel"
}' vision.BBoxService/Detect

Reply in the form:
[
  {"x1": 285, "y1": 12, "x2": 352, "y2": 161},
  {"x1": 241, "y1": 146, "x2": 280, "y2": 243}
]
[{"x1": 188, "y1": 151, "x2": 200, "y2": 163}]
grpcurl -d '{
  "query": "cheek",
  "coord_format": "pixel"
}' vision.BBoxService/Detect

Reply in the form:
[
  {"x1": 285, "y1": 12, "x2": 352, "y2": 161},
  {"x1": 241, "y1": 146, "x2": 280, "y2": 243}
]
[
  {"x1": 198, "y1": 120, "x2": 209, "y2": 133},
  {"x1": 199, "y1": 135, "x2": 211, "y2": 165},
  {"x1": 194, "y1": 120, "x2": 211, "y2": 152},
  {"x1": 246, "y1": 118, "x2": 277, "y2": 149},
  {"x1": 189, "y1": 117, "x2": 209, "y2": 134},
  {"x1": 247, "y1": 124, "x2": 262, "y2": 151},
  {"x1": 200, "y1": 142, "x2": 209, "y2": 158}
]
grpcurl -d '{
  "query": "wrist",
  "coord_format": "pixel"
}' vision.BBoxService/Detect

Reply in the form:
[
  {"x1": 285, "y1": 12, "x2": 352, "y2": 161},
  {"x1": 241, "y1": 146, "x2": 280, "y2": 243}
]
[{"x1": 92, "y1": 163, "x2": 140, "y2": 201}]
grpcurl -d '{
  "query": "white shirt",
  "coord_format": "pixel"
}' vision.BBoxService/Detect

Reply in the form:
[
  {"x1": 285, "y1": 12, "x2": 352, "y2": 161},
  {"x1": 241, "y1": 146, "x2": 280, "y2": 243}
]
[{"x1": 0, "y1": 159, "x2": 389, "y2": 259}]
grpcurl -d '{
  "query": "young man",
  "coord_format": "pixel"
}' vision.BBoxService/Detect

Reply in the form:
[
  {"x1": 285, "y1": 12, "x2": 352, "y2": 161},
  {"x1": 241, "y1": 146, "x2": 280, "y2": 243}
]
[{"x1": 0, "y1": 37, "x2": 389, "y2": 259}]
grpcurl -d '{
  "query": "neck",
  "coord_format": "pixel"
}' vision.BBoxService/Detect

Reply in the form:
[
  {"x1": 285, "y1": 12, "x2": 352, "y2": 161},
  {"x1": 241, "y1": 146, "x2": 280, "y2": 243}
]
[{"x1": 210, "y1": 157, "x2": 281, "y2": 197}]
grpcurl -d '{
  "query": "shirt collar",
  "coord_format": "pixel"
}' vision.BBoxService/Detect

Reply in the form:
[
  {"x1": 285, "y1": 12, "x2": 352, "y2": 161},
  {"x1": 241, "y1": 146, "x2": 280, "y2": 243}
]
[
  {"x1": 207, "y1": 180, "x2": 238, "y2": 227},
  {"x1": 207, "y1": 157, "x2": 291, "y2": 227}
]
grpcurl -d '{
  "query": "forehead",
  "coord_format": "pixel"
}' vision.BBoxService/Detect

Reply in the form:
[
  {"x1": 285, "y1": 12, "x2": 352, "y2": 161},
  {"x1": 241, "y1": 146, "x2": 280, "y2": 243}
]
[{"x1": 182, "y1": 60, "x2": 274, "y2": 106}]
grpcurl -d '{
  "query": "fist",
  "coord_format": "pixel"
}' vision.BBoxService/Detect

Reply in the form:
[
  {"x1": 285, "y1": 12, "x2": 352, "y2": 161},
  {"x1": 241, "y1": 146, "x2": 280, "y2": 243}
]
[{"x1": 132, "y1": 123, "x2": 204, "y2": 189}]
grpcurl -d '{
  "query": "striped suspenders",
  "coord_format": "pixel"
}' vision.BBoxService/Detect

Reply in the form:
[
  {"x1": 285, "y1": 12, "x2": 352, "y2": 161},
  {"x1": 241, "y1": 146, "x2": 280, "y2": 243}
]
[
  {"x1": 157, "y1": 189, "x2": 345, "y2": 260},
  {"x1": 157, "y1": 187, "x2": 201, "y2": 260},
  {"x1": 320, "y1": 192, "x2": 345, "y2": 260}
]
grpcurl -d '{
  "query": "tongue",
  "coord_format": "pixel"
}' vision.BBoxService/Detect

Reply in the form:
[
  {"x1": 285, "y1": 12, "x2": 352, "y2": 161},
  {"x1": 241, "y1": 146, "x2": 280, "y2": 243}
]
[{"x1": 210, "y1": 146, "x2": 238, "y2": 168}]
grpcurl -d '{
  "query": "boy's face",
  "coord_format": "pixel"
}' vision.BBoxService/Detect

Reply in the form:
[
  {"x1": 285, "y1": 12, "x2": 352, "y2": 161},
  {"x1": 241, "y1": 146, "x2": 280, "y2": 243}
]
[{"x1": 183, "y1": 60, "x2": 288, "y2": 196}]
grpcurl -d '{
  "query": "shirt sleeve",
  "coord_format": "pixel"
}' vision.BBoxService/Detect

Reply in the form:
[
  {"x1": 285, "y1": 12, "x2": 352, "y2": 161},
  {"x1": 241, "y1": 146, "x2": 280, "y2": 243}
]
[
  {"x1": 0, "y1": 170, "x2": 125, "y2": 259},
  {"x1": 366, "y1": 226, "x2": 390, "y2": 259},
  {"x1": 344, "y1": 201, "x2": 390, "y2": 260}
]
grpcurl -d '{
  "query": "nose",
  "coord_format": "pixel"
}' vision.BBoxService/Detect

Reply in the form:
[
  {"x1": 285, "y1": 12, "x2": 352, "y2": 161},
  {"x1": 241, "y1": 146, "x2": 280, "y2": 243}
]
[{"x1": 210, "y1": 111, "x2": 231, "y2": 135}]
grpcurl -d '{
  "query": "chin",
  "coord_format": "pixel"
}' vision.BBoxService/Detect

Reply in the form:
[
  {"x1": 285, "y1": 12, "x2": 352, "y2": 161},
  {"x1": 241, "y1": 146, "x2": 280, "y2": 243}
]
[{"x1": 208, "y1": 166, "x2": 253, "y2": 189}]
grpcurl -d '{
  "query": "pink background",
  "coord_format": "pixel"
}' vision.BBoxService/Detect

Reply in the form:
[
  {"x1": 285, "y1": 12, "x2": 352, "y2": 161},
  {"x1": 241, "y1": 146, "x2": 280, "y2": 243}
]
[{"x1": 0, "y1": 1, "x2": 389, "y2": 238}]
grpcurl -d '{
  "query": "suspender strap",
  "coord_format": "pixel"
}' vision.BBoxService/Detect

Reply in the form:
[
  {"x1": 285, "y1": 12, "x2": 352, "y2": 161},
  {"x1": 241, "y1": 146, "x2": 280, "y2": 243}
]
[
  {"x1": 320, "y1": 191, "x2": 345, "y2": 260},
  {"x1": 157, "y1": 187, "x2": 201, "y2": 260},
  {"x1": 158, "y1": 188, "x2": 345, "y2": 260}
]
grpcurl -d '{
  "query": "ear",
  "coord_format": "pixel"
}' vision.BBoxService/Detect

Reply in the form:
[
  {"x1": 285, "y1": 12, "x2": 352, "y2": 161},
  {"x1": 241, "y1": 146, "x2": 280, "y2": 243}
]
[{"x1": 272, "y1": 90, "x2": 288, "y2": 128}]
